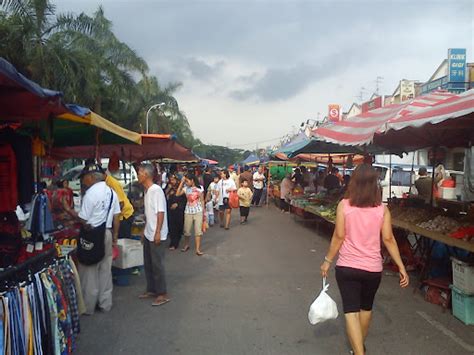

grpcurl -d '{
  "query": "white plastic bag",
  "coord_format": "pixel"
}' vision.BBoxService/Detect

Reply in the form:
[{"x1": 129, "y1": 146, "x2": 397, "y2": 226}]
[{"x1": 308, "y1": 277, "x2": 338, "y2": 325}]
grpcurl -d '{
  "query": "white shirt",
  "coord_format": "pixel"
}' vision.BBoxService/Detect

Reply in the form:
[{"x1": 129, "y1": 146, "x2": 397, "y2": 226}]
[
  {"x1": 79, "y1": 181, "x2": 121, "y2": 228},
  {"x1": 144, "y1": 184, "x2": 169, "y2": 241},
  {"x1": 217, "y1": 178, "x2": 236, "y2": 205},
  {"x1": 205, "y1": 201, "x2": 214, "y2": 215},
  {"x1": 161, "y1": 172, "x2": 168, "y2": 189},
  {"x1": 253, "y1": 172, "x2": 265, "y2": 189}
]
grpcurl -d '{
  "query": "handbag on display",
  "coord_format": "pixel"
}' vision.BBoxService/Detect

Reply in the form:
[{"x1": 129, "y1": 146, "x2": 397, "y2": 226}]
[{"x1": 77, "y1": 190, "x2": 113, "y2": 265}]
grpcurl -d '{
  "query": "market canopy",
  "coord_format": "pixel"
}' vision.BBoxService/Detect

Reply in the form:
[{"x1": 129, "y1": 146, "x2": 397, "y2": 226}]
[
  {"x1": 55, "y1": 108, "x2": 142, "y2": 146},
  {"x1": 0, "y1": 57, "x2": 142, "y2": 145},
  {"x1": 50, "y1": 134, "x2": 196, "y2": 162},
  {"x1": 313, "y1": 89, "x2": 474, "y2": 150},
  {"x1": 0, "y1": 57, "x2": 66, "y2": 120},
  {"x1": 241, "y1": 153, "x2": 260, "y2": 166}
]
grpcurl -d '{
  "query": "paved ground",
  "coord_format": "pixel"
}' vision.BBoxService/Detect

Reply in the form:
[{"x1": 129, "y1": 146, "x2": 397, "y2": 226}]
[{"x1": 75, "y1": 206, "x2": 474, "y2": 355}]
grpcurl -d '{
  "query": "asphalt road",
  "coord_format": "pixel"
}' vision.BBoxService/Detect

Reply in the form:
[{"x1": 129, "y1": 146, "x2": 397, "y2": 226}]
[{"x1": 75, "y1": 206, "x2": 474, "y2": 355}]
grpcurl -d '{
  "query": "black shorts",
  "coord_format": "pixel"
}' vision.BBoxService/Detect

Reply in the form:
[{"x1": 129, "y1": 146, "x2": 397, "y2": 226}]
[
  {"x1": 219, "y1": 198, "x2": 231, "y2": 210},
  {"x1": 335, "y1": 266, "x2": 382, "y2": 314},
  {"x1": 240, "y1": 206, "x2": 250, "y2": 217}
]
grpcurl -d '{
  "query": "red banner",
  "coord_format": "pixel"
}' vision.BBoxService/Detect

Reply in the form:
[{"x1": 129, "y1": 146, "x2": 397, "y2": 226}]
[{"x1": 328, "y1": 104, "x2": 340, "y2": 122}]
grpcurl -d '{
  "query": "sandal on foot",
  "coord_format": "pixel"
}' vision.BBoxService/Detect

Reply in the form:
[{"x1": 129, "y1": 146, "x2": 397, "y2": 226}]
[
  {"x1": 181, "y1": 246, "x2": 190, "y2": 252},
  {"x1": 138, "y1": 292, "x2": 156, "y2": 299},
  {"x1": 152, "y1": 298, "x2": 171, "y2": 307},
  {"x1": 196, "y1": 251, "x2": 204, "y2": 256}
]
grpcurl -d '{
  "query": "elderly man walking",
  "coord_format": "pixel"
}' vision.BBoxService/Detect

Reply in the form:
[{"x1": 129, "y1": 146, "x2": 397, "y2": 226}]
[
  {"x1": 75, "y1": 164, "x2": 121, "y2": 315},
  {"x1": 138, "y1": 163, "x2": 171, "y2": 306}
]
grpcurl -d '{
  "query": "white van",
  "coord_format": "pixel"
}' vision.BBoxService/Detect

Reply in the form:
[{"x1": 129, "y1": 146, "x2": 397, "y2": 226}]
[
  {"x1": 61, "y1": 159, "x2": 138, "y2": 193},
  {"x1": 374, "y1": 164, "x2": 422, "y2": 202}
]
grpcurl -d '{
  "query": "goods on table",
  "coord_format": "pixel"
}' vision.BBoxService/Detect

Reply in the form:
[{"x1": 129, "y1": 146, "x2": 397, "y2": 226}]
[
  {"x1": 417, "y1": 216, "x2": 462, "y2": 234},
  {"x1": 390, "y1": 206, "x2": 435, "y2": 224}
]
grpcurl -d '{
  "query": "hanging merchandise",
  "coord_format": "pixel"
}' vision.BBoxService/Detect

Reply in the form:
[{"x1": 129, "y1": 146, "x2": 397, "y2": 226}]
[
  {"x1": 0, "y1": 249, "x2": 82, "y2": 355},
  {"x1": 0, "y1": 212, "x2": 21, "y2": 268},
  {"x1": 32, "y1": 136, "x2": 46, "y2": 157},
  {"x1": 0, "y1": 129, "x2": 34, "y2": 206},
  {"x1": 108, "y1": 151, "x2": 120, "y2": 173},
  {"x1": 26, "y1": 193, "x2": 55, "y2": 242},
  {"x1": 0, "y1": 143, "x2": 18, "y2": 213}
]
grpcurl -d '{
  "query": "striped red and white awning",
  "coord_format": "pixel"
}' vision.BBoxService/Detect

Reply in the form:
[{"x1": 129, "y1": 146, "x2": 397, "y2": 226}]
[{"x1": 313, "y1": 89, "x2": 474, "y2": 147}]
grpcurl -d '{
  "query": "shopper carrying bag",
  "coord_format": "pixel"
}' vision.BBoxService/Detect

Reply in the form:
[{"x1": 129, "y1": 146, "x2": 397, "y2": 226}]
[{"x1": 308, "y1": 277, "x2": 338, "y2": 325}]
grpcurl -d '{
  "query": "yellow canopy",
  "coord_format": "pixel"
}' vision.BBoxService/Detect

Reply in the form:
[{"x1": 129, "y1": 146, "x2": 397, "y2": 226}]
[{"x1": 58, "y1": 111, "x2": 142, "y2": 145}]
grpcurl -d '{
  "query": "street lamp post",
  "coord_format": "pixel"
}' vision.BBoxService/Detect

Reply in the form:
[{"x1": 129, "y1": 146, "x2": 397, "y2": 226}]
[{"x1": 146, "y1": 102, "x2": 165, "y2": 134}]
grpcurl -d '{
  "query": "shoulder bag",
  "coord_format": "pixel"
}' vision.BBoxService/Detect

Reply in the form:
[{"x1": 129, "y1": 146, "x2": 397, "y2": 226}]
[{"x1": 77, "y1": 189, "x2": 113, "y2": 265}]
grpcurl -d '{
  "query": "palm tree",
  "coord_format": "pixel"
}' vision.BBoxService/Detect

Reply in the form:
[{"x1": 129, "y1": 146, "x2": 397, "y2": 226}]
[{"x1": 0, "y1": 1, "x2": 147, "y2": 111}]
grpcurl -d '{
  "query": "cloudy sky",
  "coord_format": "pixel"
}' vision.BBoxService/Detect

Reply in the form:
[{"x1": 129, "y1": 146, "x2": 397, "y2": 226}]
[{"x1": 57, "y1": 0, "x2": 473, "y2": 148}]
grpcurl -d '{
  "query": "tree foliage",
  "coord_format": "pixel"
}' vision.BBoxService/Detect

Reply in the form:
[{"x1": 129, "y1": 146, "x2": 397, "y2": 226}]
[{"x1": 0, "y1": 0, "x2": 239, "y2": 164}]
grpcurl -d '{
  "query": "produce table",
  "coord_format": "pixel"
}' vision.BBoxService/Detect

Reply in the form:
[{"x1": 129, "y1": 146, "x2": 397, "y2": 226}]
[
  {"x1": 304, "y1": 205, "x2": 336, "y2": 225},
  {"x1": 391, "y1": 218, "x2": 474, "y2": 253}
]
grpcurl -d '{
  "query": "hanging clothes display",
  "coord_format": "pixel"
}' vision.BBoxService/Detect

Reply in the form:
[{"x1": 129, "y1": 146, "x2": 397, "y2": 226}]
[
  {"x1": 0, "y1": 212, "x2": 22, "y2": 268},
  {"x1": 0, "y1": 143, "x2": 18, "y2": 213},
  {"x1": 26, "y1": 193, "x2": 55, "y2": 240},
  {"x1": 0, "y1": 129, "x2": 34, "y2": 206},
  {"x1": 0, "y1": 254, "x2": 82, "y2": 355}
]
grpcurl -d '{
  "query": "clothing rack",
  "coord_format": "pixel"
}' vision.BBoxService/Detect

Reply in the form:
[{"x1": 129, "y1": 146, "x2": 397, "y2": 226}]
[{"x1": 0, "y1": 247, "x2": 57, "y2": 285}]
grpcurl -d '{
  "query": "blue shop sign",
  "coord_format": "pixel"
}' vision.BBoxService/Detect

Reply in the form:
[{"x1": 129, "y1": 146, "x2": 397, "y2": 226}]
[
  {"x1": 448, "y1": 48, "x2": 467, "y2": 83},
  {"x1": 421, "y1": 76, "x2": 448, "y2": 94}
]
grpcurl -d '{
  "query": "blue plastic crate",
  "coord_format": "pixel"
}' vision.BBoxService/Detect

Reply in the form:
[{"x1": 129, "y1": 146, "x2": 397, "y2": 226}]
[
  {"x1": 450, "y1": 285, "x2": 474, "y2": 325},
  {"x1": 112, "y1": 267, "x2": 131, "y2": 286}
]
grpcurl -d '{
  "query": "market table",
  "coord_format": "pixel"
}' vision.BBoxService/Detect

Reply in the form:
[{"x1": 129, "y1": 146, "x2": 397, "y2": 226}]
[{"x1": 391, "y1": 218, "x2": 474, "y2": 253}]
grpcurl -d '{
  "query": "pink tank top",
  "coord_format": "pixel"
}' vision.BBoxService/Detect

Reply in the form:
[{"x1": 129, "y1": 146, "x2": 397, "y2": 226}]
[{"x1": 336, "y1": 199, "x2": 385, "y2": 272}]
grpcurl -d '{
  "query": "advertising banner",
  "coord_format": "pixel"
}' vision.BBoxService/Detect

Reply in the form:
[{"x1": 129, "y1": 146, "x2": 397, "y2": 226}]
[
  {"x1": 328, "y1": 104, "x2": 340, "y2": 122},
  {"x1": 400, "y1": 80, "x2": 415, "y2": 102},
  {"x1": 448, "y1": 48, "x2": 467, "y2": 83},
  {"x1": 361, "y1": 96, "x2": 382, "y2": 113}
]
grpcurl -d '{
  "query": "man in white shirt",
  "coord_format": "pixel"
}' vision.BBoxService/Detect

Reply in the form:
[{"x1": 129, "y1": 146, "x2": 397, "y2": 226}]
[
  {"x1": 76, "y1": 164, "x2": 121, "y2": 315},
  {"x1": 138, "y1": 163, "x2": 170, "y2": 306},
  {"x1": 252, "y1": 166, "x2": 265, "y2": 207}
]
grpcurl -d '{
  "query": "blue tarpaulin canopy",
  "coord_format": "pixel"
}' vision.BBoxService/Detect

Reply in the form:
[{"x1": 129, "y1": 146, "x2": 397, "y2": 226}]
[
  {"x1": 241, "y1": 153, "x2": 260, "y2": 165},
  {"x1": 0, "y1": 57, "x2": 66, "y2": 120}
]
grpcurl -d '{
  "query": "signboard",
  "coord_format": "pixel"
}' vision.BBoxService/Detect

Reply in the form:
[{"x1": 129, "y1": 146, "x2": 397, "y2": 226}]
[
  {"x1": 400, "y1": 80, "x2": 415, "y2": 102},
  {"x1": 328, "y1": 104, "x2": 340, "y2": 122},
  {"x1": 421, "y1": 76, "x2": 448, "y2": 94},
  {"x1": 448, "y1": 48, "x2": 467, "y2": 83},
  {"x1": 361, "y1": 96, "x2": 382, "y2": 113}
]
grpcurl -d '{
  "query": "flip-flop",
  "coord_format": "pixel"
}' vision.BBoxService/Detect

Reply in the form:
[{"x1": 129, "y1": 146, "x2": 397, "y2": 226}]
[
  {"x1": 138, "y1": 292, "x2": 156, "y2": 299},
  {"x1": 181, "y1": 246, "x2": 190, "y2": 252},
  {"x1": 152, "y1": 298, "x2": 171, "y2": 307},
  {"x1": 196, "y1": 251, "x2": 204, "y2": 256}
]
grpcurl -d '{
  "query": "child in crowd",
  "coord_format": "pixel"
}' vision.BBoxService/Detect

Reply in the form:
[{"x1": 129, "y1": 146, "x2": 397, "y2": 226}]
[
  {"x1": 206, "y1": 199, "x2": 215, "y2": 226},
  {"x1": 237, "y1": 180, "x2": 253, "y2": 224},
  {"x1": 207, "y1": 174, "x2": 220, "y2": 225}
]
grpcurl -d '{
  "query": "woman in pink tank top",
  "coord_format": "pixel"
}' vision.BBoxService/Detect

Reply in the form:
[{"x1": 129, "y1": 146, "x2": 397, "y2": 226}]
[{"x1": 320, "y1": 164, "x2": 409, "y2": 355}]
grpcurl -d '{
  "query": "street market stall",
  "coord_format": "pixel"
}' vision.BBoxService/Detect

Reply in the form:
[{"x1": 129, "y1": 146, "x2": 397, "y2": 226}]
[
  {"x1": 305, "y1": 89, "x2": 474, "y2": 322},
  {"x1": 0, "y1": 58, "x2": 149, "y2": 351}
]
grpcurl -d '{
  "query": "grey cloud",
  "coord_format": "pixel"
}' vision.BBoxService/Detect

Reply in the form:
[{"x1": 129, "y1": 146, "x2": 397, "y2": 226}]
[
  {"x1": 231, "y1": 52, "x2": 351, "y2": 102},
  {"x1": 185, "y1": 58, "x2": 225, "y2": 81}
]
